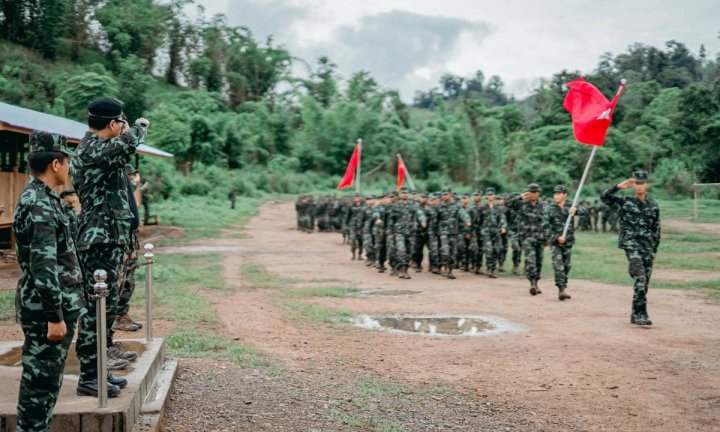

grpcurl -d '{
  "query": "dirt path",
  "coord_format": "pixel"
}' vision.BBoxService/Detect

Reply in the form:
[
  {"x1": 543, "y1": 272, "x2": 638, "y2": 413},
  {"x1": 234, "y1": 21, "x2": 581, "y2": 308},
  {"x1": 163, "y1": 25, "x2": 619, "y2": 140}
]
[{"x1": 168, "y1": 202, "x2": 720, "y2": 431}]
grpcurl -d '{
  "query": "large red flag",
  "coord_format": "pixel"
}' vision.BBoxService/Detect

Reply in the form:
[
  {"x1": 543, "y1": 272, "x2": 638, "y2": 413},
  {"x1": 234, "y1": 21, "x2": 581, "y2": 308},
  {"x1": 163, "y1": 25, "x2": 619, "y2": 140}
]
[
  {"x1": 396, "y1": 157, "x2": 408, "y2": 190},
  {"x1": 336, "y1": 144, "x2": 360, "y2": 189},
  {"x1": 563, "y1": 78, "x2": 623, "y2": 146}
]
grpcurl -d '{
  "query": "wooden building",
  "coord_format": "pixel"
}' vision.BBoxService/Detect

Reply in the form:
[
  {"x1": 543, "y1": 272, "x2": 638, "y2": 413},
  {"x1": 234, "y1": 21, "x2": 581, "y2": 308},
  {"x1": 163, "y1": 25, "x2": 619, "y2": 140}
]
[{"x1": 0, "y1": 102, "x2": 173, "y2": 251}]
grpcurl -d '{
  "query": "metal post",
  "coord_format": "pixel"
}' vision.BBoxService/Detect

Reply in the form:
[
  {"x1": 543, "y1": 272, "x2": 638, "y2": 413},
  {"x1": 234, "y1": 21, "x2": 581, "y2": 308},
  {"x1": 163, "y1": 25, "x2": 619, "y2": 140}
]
[
  {"x1": 93, "y1": 270, "x2": 109, "y2": 408},
  {"x1": 144, "y1": 243, "x2": 155, "y2": 342}
]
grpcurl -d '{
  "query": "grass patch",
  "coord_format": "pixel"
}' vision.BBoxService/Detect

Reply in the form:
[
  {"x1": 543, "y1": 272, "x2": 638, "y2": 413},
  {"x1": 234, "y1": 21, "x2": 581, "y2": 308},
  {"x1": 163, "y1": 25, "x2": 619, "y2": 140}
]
[
  {"x1": 282, "y1": 286, "x2": 360, "y2": 298},
  {"x1": 658, "y1": 198, "x2": 720, "y2": 224},
  {"x1": 0, "y1": 291, "x2": 15, "y2": 320},
  {"x1": 166, "y1": 329, "x2": 272, "y2": 368},
  {"x1": 242, "y1": 264, "x2": 289, "y2": 289},
  {"x1": 279, "y1": 300, "x2": 355, "y2": 324}
]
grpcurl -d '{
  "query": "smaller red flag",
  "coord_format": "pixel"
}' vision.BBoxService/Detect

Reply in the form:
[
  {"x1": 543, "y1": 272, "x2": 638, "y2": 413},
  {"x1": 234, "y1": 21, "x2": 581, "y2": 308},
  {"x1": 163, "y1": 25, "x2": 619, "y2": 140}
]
[
  {"x1": 396, "y1": 158, "x2": 408, "y2": 190},
  {"x1": 563, "y1": 78, "x2": 623, "y2": 146},
  {"x1": 337, "y1": 144, "x2": 360, "y2": 189}
]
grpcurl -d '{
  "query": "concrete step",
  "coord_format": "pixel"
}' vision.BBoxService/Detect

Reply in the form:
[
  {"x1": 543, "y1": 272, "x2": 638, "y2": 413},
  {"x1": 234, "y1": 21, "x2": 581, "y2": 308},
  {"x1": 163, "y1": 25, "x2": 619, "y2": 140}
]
[{"x1": 132, "y1": 359, "x2": 178, "y2": 432}]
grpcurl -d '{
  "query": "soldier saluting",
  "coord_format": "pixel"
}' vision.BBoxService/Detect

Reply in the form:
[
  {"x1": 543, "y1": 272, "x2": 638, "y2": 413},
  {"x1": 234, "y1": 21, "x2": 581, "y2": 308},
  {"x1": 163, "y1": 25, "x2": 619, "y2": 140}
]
[{"x1": 601, "y1": 171, "x2": 661, "y2": 326}]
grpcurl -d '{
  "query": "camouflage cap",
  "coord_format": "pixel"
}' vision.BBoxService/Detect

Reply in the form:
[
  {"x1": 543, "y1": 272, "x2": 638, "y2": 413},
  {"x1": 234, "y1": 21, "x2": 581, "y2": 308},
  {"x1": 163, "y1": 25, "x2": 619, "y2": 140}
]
[
  {"x1": 419, "y1": 193, "x2": 428, "y2": 198},
  {"x1": 29, "y1": 131, "x2": 76, "y2": 156},
  {"x1": 59, "y1": 188, "x2": 77, "y2": 199},
  {"x1": 441, "y1": 187, "x2": 452, "y2": 194},
  {"x1": 485, "y1": 187, "x2": 496, "y2": 195},
  {"x1": 354, "y1": 192, "x2": 364, "y2": 197},
  {"x1": 367, "y1": 194, "x2": 376, "y2": 200},
  {"x1": 399, "y1": 186, "x2": 409, "y2": 193},
  {"x1": 633, "y1": 170, "x2": 649, "y2": 183},
  {"x1": 88, "y1": 97, "x2": 124, "y2": 119},
  {"x1": 553, "y1": 185, "x2": 568, "y2": 193},
  {"x1": 526, "y1": 183, "x2": 541, "y2": 193},
  {"x1": 473, "y1": 190, "x2": 482, "y2": 196},
  {"x1": 461, "y1": 193, "x2": 470, "y2": 198}
]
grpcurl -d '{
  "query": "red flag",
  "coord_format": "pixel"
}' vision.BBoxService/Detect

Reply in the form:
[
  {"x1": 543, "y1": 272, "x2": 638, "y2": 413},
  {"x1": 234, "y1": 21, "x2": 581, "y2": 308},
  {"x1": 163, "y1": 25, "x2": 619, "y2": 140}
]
[
  {"x1": 563, "y1": 78, "x2": 623, "y2": 146},
  {"x1": 396, "y1": 157, "x2": 408, "y2": 190},
  {"x1": 336, "y1": 144, "x2": 360, "y2": 189}
]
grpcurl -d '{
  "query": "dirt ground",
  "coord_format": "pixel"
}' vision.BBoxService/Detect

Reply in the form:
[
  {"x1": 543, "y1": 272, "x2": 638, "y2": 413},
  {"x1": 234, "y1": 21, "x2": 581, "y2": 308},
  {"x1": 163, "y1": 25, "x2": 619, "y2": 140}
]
[{"x1": 162, "y1": 202, "x2": 720, "y2": 432}]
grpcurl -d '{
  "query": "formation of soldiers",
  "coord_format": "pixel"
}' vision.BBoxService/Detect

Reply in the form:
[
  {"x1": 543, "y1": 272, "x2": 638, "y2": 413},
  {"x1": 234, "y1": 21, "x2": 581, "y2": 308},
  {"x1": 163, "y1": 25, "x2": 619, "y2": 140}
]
[
  {"x1": 295, "y1": 173, "x2": 659, "y2": 324},
  {"x1": 12, "y1": 98, "x2": 149, "y2": 431}
]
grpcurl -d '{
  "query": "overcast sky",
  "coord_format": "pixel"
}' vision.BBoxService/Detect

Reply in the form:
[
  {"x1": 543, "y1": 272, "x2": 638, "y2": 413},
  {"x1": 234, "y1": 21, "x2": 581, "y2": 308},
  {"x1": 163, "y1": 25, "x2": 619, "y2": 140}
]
[{"x1": 195, "y1": 0, "x2": 720, "y2": 100}]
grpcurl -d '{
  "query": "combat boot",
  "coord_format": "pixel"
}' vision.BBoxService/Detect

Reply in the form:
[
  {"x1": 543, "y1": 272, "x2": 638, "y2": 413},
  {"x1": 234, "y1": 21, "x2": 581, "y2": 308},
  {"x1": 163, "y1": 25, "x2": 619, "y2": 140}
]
[
  {"x1": 77, "y1": 379, "x2": 121, "y2": 398},
  {"x1": 529, "y1": 279, "x2": 538, "y2": 296},
  {"x1": 636, "y1": 304, "x2": 652, "y2": 326},
  {"x1": 107, "y1": 357, "x2": 129, "y2": 370},
  {"x1": 113, "y1": 314, "x2": 140, "y2": 332},
  {"x1": 535, "y1": 281, "x2": 542, "y2": 294},
  {"x1": 558, "y1": 287, "x2": 571, "y2": 301},
  {"x1": 462, "y1": 263, "x2": 469, "y2": 272},
  {"x1": 498, "y1": 264, "x2": 505, "y2": 273},
  {"x1": 378, "y1": 266, "x2": 386, "y2": 273},
  {"x1": 108, "y1": 372, "x2": 128, "y2": 389},
  {"x1": 431, "y1": 266, "x2": 441, "y2": 275},
  {"x1": 401, "y1": 267, "x2": 411, "y2": 279},
  {"x1": 108, "y1": 342, "x2": 138, "y2": 362},
  {"x1": 390, "y1": 267, "x2": 398, "y2": 276},
  {"x1": 512, "y1": 264, "x2": 519, "y2": 275},
  {"x1": 487, "y1": 269, "x2": 497, "y2": 279},
  {"x1": 351, "y1": 252, "x2": 356, "y2": 260},
  {"x1": 447, "y1": 267, "x2": 456, "y2": 280},
  {"x1": 415, "y1": 264, "x2": 422, "y2": 273}
]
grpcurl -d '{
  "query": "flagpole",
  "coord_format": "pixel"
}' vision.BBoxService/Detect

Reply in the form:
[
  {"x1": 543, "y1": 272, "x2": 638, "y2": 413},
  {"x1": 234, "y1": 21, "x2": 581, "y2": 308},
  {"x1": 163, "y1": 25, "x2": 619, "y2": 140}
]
[
  {"x1": 561, "y1": 79, "x2": 626, "y2": 239},
  {"x1": 356, "y1": 138, "x2": 362, "y2": 193},
  {"x1": 396, "y1": 153, "x2": 416, "y2": 191}
]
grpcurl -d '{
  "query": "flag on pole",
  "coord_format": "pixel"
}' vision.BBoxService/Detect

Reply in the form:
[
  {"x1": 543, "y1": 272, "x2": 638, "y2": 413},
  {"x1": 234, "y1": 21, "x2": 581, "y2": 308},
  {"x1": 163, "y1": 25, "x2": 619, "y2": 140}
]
[
  {"x1": 337, "y1": 144, "x2": 360, "y2": 189},
  {"x1": 396, "y1": 157, "x2": 408, "y2": 190},
  {"x1": 563, "y1": 78, "x2": 623, "y2": 146}
]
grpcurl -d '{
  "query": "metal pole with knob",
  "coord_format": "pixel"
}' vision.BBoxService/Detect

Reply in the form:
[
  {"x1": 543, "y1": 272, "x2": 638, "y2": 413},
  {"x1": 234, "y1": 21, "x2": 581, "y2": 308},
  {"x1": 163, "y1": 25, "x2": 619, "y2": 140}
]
[
  {"x1": 144, "y1": 243, "x2": 154, "y2": 342},
  {"x1": 93, "y1": 269, "x2": 109, "y2": 408}
]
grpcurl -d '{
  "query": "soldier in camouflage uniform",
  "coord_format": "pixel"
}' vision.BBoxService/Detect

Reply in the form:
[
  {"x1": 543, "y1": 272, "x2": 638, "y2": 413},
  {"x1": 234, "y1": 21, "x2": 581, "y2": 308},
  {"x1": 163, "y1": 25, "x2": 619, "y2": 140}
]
[
  {"x1": 347, "y1": 194, "x2": 366, "y2": 260},
  {"x1": 591, "y1": 199, "x2": 600, "y2": 232},
  {"x1": 114, "y1": 165, "x2": 143, "y2": 332},
  {"x1": 577, "y1": 199, "x2": 592, "y2": 231},
  {"x1": 385, "y1": 192, "x2": 399, "y2": 275},
  {"x1": 542, "y1": 185, "x2": 583, "y2": 301},
  {"x1": 372, "y1": 194, "x2": 389, "y2": 272},
  {"x1": 438, "y1": 188, "x2": 471, "y2": 279},
  {"x1": 601, "y1": 171, "x2": 661, "y2": 326},
  {"x1": 469, "y1": 191, "x2": 484, "y2": 274},
  {"x1": 71, "y1": 98, "x2": 147, "y2": 396},
  {"x1": 362, "y1": 195, "x2": 377, "y2": 266},
  {"x1": 456, "y1": 194, "x2": 473, "y2": 271},
  {"x1": 496, "y1": 195, "x2": 509, "y2": 272},
  {"x1": 477, "y1": 188, "x2": 507, "y2": 278},
  {"x1": 506, "y1": 183, "x2": 546, "y2": 295},
  {"x1": 412, "y1": 193, "x2": 430, "y2": 272},
  {"x1": 426, "y1": 194, "x2": 442, "y2": 274},
  {"x1": 13, "y1": 132, "x2": 107, "y2": 431},
  {"x1": 387, "y1": 187, "x2": 426, "y2": 279},
  {"x1": 60, "y1": 189, "x2": 79, "y2": 241}
]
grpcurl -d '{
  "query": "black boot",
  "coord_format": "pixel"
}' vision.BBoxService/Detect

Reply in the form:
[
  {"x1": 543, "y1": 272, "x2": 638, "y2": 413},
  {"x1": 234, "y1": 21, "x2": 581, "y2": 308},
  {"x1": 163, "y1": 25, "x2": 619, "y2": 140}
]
[
  {"x1": 108, "y1": 372, "x2": 128, "y2": 389},
  {"x1": 529, "y1": 279, "x2": 538, "y2": 296},
  {"x1": 558, "y1": 287, "x2": 571, "y2": 301},
  {"x1": 487, "y1": 269, "x2": 497, "y2": 279},
  {"x1": 390, "y1": 267, "x2": 398, "y2": 276},
  {"x1": 77, "y1": 379, "x2": 122, "y2": 398},
  {"x1": 535, "y1": 281, "x2": 542, "y2": 294},
  {"x1": 378, "y1": 266, "x2": 386, "y2": 273},
  {"x1": 637, "y1": 304, "x2": 652, "y2": 325}
]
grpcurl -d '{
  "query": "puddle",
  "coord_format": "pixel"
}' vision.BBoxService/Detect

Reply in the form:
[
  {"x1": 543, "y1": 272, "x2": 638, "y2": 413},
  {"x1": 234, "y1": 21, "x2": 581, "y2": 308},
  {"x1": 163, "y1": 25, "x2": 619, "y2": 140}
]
[
  {"x1": 355, "y1": 315, "x2": 526, "y2": 337},
  {"x1": 360, "y1": 290, "x2": 422, "y2": 296},
  {"x1": 0, "y1": 340, "x2": 147, "y2": 375}
]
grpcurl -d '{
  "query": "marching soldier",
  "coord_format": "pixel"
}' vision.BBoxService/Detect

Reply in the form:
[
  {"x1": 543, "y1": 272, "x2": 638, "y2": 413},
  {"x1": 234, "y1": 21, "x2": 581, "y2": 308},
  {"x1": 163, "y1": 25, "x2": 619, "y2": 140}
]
[
  {"x1": 506, "y1": 183, "x2": 546, "y2": 295},
  {"x1": 469, "y1": 190, "x2": 484, "y2": 274},
  {"x1": 412, "y1": 193, "x2": 430, "y2": 272},
  {"x1": 348, "y1": 194, "x2": 366, "y2": 260},
  {"x1": 601, "y1": 171, "x2": 661, "y2": 326},
  {"x1": 457, "y1": 194, "x2": 473, "y2": 271},
  {"x1": 477, "y1": 188, "x2": 507, "y2": 278},
  {"x1": 426, "y1": 194, "x2": 442, "y2": 274},
  {"x1": 373, "y1": 194, "x2": 389, "y2": 272},
  {"x1": 362, "y1": 195, "x2": 377, "y2": 266},
  {"x1": 389, "y1": 187, "x2": 426, "y2": 279},
  {"x1": 438, "y1": 188, "x2": 471, "y2": 279},
  {"x1": 496, "y1": 195, "x2": 509, "y2": 272},
  {"x1": 542, "y1": 185, "x2": 583, "y2": 301}
]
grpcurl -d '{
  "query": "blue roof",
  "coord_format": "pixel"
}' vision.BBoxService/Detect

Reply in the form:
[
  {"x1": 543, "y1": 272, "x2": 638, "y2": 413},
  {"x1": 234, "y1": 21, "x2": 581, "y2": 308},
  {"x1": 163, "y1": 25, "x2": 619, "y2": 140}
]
[{"x1": 0, "y1": 101, "x2": 173, "y2": 158}]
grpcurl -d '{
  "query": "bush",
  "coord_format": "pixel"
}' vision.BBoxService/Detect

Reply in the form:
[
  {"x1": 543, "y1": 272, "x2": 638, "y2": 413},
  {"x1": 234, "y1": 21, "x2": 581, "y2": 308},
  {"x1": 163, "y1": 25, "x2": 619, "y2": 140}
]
[{"x1": 654, "y1": 159, "x2": 697, "y2": 197}]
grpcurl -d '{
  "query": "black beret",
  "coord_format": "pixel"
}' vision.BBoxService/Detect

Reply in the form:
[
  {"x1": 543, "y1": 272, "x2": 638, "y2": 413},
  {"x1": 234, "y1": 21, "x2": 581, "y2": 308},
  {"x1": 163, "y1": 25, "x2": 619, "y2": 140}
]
[
  {"x1": 633, "y1": 170, "x2": 649, "y2": 183},
  {"x1": 553, "y1": 185, "x2": 568, "y2": 193},
  {"x1": 88, "y1": 97, "x2": 124, "y2": 119}
]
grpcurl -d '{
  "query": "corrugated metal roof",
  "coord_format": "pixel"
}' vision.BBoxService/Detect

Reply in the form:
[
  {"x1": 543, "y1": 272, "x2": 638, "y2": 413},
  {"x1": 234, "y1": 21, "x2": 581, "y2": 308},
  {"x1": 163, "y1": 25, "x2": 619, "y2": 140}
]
[{"x1": 0, "y1": 101, "x2": 174, "y2": 158}]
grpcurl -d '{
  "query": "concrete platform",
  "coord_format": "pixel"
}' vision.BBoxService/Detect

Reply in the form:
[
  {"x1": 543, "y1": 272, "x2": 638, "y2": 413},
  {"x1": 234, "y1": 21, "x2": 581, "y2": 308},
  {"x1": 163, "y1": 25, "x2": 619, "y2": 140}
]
[{"x1": 0, "y1": 338, "x2": 175, "y2": 432}]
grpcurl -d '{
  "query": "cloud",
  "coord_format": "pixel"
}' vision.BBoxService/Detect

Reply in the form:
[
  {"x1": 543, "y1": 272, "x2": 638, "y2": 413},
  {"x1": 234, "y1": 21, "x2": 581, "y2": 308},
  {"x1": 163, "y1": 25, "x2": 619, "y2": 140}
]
[{"x1": 224, "y1": 0, "x2": 308, "y2": 42}]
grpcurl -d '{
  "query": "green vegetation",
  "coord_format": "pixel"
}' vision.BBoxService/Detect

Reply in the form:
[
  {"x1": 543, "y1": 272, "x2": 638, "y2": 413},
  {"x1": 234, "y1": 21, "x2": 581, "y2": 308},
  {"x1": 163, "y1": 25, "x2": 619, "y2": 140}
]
[
  {"x1": 658, "y1": 198, "x2": 720, "y2": 224},
  {"x1": 282, "y1": 286, "x2": 360, "y2": 298},
  {"x1": 0, "y1": 291, "x2": 15, "y2": 320},
  {"x1": 279, "y1": 301, "x2": 355, "y2": 324},
  {"x1": 2, "y1": 2, "x2": 719, "y2": 200},
  {"x1": 241, "y1": 264, "x2": 291, "y2": 290}
]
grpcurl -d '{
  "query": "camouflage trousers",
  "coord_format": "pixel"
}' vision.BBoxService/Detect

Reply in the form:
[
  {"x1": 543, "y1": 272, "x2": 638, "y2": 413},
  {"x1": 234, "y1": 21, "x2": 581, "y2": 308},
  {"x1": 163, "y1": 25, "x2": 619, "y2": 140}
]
[
  {"x1": 16, "y1": 309, "x2": 79, "y2": 432},
  {"x1": 471, "y1": 235, "x2": 484, "y2": 270},
  {"x1": 522, "y1": 237, "x2": 545, "y2": 280},
  {"x1": 363, "y1": 230, "x2": 376, "y2": 261},
  {"x1": 394, "y1": 233, "x2": 413, "y2": 268},
  {"x1": 77, "y1": 244, "x2": 125, "y2": 382},
  {"x1": 375, "y1": 233, "x2": 387, "y2": 267},
  {"x1": 117, "y1": 251, "x2": 138, "y2": 316},
  {"x1": 498, "y1": 233, "x2": 508, "y2": 268},
  {"x1": 481, "y1": 233, "x2": 502, "y2": 272},
  {"x1": 550, "y1": 244, "x2": 572, "y2": 288},
  {"x1": 350, "y1": 228, "x2": 364, "y2": 256},
  {"x1": 440, "y1": 232, "x2": 457, "y2": 267},
  {"x1": 625, "y1": 249, "x2": 654, "y2": 310},
  {"x1": 386, "y1": 233, "x2": 397, "y2": 269},
  {"x1": 299, "y1": 214, "x2": 313, "y2": 232},
  {"x1": 413, "y1": 232, "x2": 427, "y2": 268},
  {"x1": 456, "y1": 235, "x2": 472, "y2": 268},
  {"x1": 510, "y1": 233, "x2": 522, "y2": 266},
  {"x1": 428, "y1": 232, "x2": 440, "y2": 268}
]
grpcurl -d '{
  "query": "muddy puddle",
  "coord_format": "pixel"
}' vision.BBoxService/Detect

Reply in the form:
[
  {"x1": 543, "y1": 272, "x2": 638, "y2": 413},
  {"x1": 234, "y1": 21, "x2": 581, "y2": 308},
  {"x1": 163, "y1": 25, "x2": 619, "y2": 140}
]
[
  {"x1": 0, "y1": 340, "x2": 147, "y2": 375},
  {"x1": 360, "y1": 289, "x2": 422, "y2": 296},
  {"x1": 355, "y1": 315, "x2": 526, "y2": 337}
]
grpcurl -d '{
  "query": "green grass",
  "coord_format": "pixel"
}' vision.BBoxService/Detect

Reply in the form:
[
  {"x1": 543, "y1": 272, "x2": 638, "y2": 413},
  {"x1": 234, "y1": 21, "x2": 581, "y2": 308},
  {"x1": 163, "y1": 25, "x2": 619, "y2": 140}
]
[
  {"x1": 279, "y1": 301, "x2": 355, "y2": 324},
  {"x1": 166, "y1": 329, "x2": 271, "y2": 369},
  {"x1": 242, "y1": 264, "x2": 291, "y2": 289},
  {"x1": 658, "y1": 198, "x2": 720, "y2": 223},
  {"x1": 282, "y1": 286, "x2": 360, "y2": 298},
  {"x1": 0, "y1": 291, "x2": 15, "y2": 320}
]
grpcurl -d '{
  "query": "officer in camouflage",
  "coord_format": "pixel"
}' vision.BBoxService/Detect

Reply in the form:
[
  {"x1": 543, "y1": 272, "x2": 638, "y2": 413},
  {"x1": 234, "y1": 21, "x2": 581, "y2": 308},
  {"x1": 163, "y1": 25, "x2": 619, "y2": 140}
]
[
  {"x1": 601, "y1": 171, "x2": 661, "y2": 326},
  {"x1": 71, "y1": 98, "x2": 148, "y2": 396},
  {"x1": 13, "y1": 132, "x2": 90, "y2": 431},
  {"x1": 477, "y1": 188, "x2": 507, "y2": 279},
  {"x1": 542, "y1": 185, "x2": 583, "y2": 301},
  {"x1": 506, "y1": 183, "x2": 546, "y2": 295}
]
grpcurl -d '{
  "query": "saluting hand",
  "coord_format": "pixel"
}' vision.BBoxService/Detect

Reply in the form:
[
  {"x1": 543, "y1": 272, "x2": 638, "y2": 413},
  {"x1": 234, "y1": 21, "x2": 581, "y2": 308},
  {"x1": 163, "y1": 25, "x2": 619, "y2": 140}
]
[
  {"x1": 617, "y1": 178, "x2": 635, "y2": 189},
  {"x1": 47, "y1": 321, "x2": 67, "y2": 342},
  {"x1": 520, "y1": 192, "x2": 531, "y2": 200}
]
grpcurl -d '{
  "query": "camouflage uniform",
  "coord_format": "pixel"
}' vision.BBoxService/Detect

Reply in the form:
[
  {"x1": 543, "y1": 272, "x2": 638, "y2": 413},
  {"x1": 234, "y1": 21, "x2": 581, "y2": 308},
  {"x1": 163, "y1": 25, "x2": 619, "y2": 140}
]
[
  {"x1": 412, "y1": 196, "x2": 430, "y2": 271},
  {"x1": 456, "y1": 196, "x2": 473, "y2": 271},
  {"x1": 426, "y1": 197, "x2": 441, "y2": 273},
  {"x1": 348, "y1": 199, "x2": 366, "y2": 259},
  {"x1": 385, "y1": 195, "x2": 398, "y2": 273},
  {"x1": 497, "y1": 198, "x2": 509, "y2": 271},
  {"x1": 71, "y1": 121, "x2": 147, "y2": 384},
  {"x1": 542, "y1": 191, "x2": 586, "y2": 299},
  {"x1": 117, "y1": 172, "x2": 141, "y2": 323},
  {"x1": 372, "y1": 200, "x2": 388, "y2": 272},
  {"x1": 389, "y1": 196, "x2": 426, "y2": 277},
  {"x1": 13, "y1": 134, "x2": 84, "y2": 432},
  {"x1": 61, "y1": 202, "x2": 78, "y2": 241},
  {"x1": 468, "y1": 194, "x2": 484, "y2": 274},
  {"x1": 362, "y1": 198, "x2": 376, "y2": 265},
  {"x1": 506, "y1": 186, "x2": 546, "y2": 290},
  {"x1": 601, "y1": 174, "x2": 661, "y2": 324},
  {"x1": 438, "y1": 191, "x2": 471, "y2": 278},
  {"x1": 477, "y1": 196, "x2": 507, "y2": 276}
]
